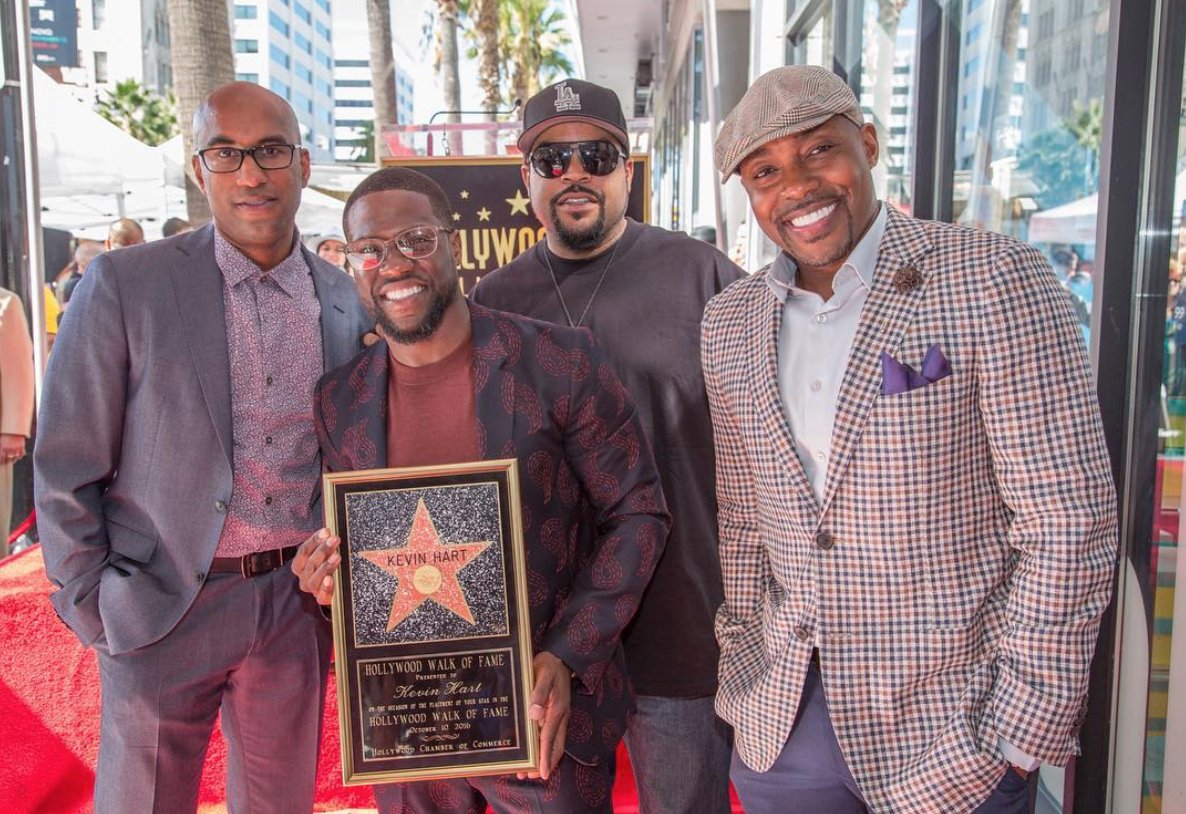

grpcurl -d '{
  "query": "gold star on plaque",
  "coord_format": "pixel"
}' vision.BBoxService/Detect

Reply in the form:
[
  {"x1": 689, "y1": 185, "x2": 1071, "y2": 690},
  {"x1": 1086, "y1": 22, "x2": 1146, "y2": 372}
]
[
  {"x1": 452, "y1": 212, "x2": 461, "y2": 222},
  {"x1": 460, "y1": 190, "x2": 470, "y2": 199},
  {"x1": 359, "y1": 499, "x2": 493, "y2": 632},
  {"x1": 477, "y1": 207, "x2": 492, "y2": 222},
  {"x1": 506, "y1": 190, "x2": 531, "y2": 216}
]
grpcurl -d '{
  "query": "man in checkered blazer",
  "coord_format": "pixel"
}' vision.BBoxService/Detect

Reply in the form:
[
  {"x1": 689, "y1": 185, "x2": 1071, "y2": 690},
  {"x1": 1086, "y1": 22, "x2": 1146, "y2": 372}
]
[{"x1": 703, "y1": 65, "x2": 1117, "y2": 813}]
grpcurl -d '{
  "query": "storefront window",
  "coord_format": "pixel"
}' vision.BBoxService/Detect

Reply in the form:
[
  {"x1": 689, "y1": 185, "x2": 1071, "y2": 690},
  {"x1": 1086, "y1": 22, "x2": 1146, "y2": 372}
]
[
  {"x1": 802, "y1": 5, "x2": 833, "y2": 66},
  {"x1": 859, "y1": 0, "x2": 917, "y2": 211},
  {"x1": 956, "y1": 0, "x2": 1106, "y2": 350},
  {"x1": 1142, "y1": 29, "x2": 1186, "y2": 813}
]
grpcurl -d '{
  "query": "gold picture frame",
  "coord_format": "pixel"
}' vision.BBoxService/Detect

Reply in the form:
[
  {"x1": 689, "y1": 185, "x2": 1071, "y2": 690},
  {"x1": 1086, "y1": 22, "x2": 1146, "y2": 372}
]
[{"x1": 323, "y1": 459, "x2": 538, "y2": 785}]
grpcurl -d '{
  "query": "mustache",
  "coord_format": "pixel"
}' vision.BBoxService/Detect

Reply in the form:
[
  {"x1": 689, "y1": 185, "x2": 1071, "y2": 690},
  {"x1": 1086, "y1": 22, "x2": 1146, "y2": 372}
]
[
  {"x1": 551, "y1": 185, "x2": 605, "y2": 207},
  {"x1": 773, "y1": 195, "x2": 838, "y2": 222}
]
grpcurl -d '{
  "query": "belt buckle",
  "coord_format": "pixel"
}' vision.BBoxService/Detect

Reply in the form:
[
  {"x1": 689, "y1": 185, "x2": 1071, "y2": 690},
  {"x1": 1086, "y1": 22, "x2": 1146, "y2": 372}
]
[{"x1": 241, "y1": 549, "x2": 278, "y2": 579}]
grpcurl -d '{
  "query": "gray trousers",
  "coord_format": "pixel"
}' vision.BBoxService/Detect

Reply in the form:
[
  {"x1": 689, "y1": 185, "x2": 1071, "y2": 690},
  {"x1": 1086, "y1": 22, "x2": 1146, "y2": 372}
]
[
  {"x1": 93, "y1": 566, "x2": 332, "y2": 814},
  {"x1": 731, "y1": 660, "x2": 1031, "y2": 813}
]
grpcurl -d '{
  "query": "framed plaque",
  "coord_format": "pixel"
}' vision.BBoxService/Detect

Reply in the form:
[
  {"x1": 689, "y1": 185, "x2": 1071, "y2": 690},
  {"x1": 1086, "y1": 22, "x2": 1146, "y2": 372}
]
[{"x1": 323, "y1": 459, "x2": 538, "y2": 785}]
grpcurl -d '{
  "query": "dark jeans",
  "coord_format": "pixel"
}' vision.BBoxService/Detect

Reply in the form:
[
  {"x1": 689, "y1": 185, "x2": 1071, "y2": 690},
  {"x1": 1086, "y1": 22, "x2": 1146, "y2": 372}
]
[{"x1": 623, "y1": 694, "x2": 733, "y2": 814}]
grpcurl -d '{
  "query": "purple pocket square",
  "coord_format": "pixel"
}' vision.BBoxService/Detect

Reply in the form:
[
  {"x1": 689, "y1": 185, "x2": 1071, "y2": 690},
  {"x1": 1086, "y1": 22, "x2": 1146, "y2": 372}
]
[{"x1": 881, "y1": 345, "x2": 952, "y2": 396}]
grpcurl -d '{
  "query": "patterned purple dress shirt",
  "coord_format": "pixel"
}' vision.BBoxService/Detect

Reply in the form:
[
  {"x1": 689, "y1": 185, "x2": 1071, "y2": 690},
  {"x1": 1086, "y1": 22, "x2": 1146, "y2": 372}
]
[{"x1": 213, "y1": 230, "x2": 324, "y2": 557}]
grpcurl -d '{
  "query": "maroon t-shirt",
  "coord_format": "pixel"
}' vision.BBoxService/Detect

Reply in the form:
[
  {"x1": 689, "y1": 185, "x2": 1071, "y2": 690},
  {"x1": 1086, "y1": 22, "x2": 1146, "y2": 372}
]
[{"x1": 386, "y1": 340, "x2": 478, "y2": 467}]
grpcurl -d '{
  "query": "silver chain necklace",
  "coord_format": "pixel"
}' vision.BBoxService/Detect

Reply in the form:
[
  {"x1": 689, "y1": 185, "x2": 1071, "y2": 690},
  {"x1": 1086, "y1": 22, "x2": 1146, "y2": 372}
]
[{"x1": 542, "y1": 238, "x2": 621, "y2": 328}]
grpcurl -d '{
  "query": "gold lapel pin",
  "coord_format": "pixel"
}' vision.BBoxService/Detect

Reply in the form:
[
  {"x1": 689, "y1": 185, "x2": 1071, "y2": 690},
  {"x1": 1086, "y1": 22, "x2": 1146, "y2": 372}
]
[{"x1": 892, "y1": 266, "x2": 923, "y2": 294}]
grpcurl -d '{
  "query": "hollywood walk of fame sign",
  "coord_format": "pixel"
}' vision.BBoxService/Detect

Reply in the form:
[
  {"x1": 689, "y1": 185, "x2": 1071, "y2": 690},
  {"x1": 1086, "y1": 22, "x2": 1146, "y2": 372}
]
[
  {"x1": 382, "y1": 154, "x2": 651, "y2": 295},
  {"x1": 323, "y1": 460, "x2": 536, "y2": 785}
]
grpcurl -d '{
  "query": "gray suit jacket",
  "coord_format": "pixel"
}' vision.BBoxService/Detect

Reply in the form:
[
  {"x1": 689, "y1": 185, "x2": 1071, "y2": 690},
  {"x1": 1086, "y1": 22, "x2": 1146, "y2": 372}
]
[{"x1": 34, "y1": 224, "x2": 369, "y2": 656}]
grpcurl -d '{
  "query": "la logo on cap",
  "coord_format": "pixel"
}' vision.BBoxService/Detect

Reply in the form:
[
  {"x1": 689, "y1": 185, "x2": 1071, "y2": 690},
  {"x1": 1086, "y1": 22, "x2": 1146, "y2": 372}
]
[{"x1": 554, "y1": 82, "x2": 581, "y2": 112}]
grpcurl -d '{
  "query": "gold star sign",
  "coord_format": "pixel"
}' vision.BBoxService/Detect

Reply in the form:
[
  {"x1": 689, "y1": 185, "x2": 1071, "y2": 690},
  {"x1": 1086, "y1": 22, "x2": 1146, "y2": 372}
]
[
  {"x1": 460, "y1": 190, "x2": 470, "y2": 199},
  {"x1": 359, "y1": 499, "x2": 492, "y2": 632},
  {"x1": 506, "y1": 190, "x2": 531, "y2": 216},
  {"x1": 477, "y1": 207, "x2": 492, "y2": 222}
]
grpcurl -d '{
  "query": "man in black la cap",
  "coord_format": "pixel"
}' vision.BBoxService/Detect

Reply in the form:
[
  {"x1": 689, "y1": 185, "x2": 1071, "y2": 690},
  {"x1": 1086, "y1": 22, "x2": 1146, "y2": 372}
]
[{"x1": 471, "y1": 78, "x2": 745, "y2": 814}]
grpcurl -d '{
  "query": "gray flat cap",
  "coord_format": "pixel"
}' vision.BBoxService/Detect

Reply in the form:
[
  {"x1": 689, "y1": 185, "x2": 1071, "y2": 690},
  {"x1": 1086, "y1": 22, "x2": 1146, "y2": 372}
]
[{"x1": 714, "y1": 65, "x2": 864, "y2": 183}]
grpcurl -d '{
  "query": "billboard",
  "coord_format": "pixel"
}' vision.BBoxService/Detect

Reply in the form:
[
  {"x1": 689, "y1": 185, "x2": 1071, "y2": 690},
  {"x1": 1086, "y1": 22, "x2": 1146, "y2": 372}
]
[{"x1": 29, "y1": 0, "x2": 78, "y2": 69}]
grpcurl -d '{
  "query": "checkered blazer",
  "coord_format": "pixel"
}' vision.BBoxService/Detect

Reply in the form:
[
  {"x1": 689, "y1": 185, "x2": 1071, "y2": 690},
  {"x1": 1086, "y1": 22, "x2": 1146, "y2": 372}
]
[{"x1": 701, "y1": 207, "x2": 1117, "y2": 812}]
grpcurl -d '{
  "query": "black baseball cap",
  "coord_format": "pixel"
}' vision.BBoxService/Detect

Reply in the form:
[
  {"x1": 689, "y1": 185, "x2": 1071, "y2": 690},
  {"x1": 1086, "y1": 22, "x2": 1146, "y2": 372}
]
[{"x1": 517, "y1": 79, "x2": 630, "y2": 154}]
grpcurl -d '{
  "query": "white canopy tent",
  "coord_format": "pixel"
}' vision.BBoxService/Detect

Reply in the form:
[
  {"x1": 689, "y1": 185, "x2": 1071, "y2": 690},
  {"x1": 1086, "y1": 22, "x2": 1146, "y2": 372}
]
[
  {"x1": 1027, "y1": 194, "x2": 1100, "y2": 245},
  {"x1": 1028, "y1": 170, "x2": 1186, "y2": 245},
  {"x1": 33, "y1": 67, "x2": 180, "y2": 239},
  {"x1": 36, "y1": 76, "x2": 351, "y2": 241},
  {"x1": 34, "y1": 67, "x2": 166, "y2": 198}
]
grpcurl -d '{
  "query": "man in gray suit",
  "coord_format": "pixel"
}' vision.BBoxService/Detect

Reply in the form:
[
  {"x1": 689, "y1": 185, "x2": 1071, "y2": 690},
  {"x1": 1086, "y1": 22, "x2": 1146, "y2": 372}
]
[{"x1": 34, "y1": 82, "x2": 369, "y2": 813}]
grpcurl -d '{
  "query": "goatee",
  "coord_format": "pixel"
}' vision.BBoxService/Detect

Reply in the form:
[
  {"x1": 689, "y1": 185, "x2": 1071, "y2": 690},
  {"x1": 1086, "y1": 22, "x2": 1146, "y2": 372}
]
[{"x1": 551, "y1": 185, "x2": 608, "y2": 252}]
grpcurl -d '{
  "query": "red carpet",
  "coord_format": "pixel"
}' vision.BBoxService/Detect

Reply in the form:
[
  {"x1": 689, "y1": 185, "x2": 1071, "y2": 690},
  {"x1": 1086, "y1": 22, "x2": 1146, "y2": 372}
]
[{"x1": 0, "y1": 546, "x2": 740, "y2": 813}]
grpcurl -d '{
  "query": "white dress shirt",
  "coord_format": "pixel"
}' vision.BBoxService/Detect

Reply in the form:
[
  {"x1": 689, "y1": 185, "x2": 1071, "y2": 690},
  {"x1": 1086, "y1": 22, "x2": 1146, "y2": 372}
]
[
  {"x1": 768, "y1": 203, "x2": 886, "y2": 503},
  {"x1": 765, "y1": 202, "x2": 1040, "y2": 774}
]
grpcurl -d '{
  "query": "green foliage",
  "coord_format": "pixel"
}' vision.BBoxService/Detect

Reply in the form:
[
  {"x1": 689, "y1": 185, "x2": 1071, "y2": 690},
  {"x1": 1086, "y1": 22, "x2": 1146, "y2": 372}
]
[
  {"x1": 351, "y1": 120, "x2": 376, "y2": 163},
  {"x1": 459, "y1": 0, "x2": 574, "y2": 106},
  {"x1": 1017, "y1": 124, "x2": 1094, "y2": 208},
  {"x1": 1016, "y1": 98, "x2": 1103, "y2": 208},
  {"x1": 94, "y1": 79, "x2": 179, "y2": 146},
  {"x1": 1066, "y1": 97, "x2": 1103, "y2": 154}
]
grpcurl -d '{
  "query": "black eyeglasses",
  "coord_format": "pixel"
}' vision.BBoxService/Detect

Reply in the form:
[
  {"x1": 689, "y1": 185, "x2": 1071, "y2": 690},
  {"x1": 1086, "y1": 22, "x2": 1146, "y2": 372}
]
[
  {"x1": 196, "y1": 143, "x2": 301, "y2": 173},
  {"x1": 528, "y1": 140, "x2": 625, "y2": 179},
  {"x1": 345, "y1": 226, "x2": 455, "y2": 270}
]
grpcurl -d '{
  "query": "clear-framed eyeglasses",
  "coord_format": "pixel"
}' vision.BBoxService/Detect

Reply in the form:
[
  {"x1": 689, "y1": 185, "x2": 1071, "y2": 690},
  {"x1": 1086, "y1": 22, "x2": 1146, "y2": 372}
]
[
  {"x1": 196, "y1": 143, "x2": 301, "y2": 173},
  {"x1": 345, "y1": 226, "x2": 455, "y2": 270}
]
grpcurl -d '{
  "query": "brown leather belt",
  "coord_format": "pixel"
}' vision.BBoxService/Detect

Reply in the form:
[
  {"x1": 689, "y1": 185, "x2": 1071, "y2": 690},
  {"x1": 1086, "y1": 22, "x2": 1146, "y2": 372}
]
[{"x1": 209, "y1": 545, "x2": 300, "y2": 579}]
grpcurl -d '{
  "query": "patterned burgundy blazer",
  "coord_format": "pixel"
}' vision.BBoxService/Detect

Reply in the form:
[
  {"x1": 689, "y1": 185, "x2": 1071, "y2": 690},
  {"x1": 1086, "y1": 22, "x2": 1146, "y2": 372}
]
[{"x1": 314, "y1": 301, "x2": 671, "y2": 766}]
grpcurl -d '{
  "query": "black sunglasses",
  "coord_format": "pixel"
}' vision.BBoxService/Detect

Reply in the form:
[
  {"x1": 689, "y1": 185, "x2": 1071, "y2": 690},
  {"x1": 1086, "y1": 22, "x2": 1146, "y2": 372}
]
[{"x1": 528, "y1": 140, "x2": 625, "y2": 179}]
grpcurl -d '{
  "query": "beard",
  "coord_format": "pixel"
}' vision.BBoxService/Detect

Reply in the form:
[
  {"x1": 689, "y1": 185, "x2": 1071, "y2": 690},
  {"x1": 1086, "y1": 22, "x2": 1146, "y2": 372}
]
[
  {"x1": 550, "y1": 185, "x2": 609, "y2": 252},
  {"x1": 371, "y1": 281, "x2": 458, "y2": 345},
  {"x1": 773, "y1": 197, "x2": 857, "y2": 271}
]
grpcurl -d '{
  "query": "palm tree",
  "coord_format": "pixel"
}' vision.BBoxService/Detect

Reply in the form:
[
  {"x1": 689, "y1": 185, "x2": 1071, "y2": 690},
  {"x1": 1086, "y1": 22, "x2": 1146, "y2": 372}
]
[
  {"x1": 506, "y1": 0, "x2": 573, "y2": 104},
  {"x1": 366, "y1": 0, "x2": 398, "y2": 160},
  {"x1": 459, "y1": 0, "x2": 501, "y2": 153},
  {"x1": 94, "y1": 79, "x2": 179, "y2": 146},
  {"x1": 1066, "y1": 97, "x2": 1104, "y2": 191},
  {"x1": 351, "y1": 120, "x2": 377, "y2": 164},
  {"x1": 473, "y1": 0, "x2": 500, "y2": 116},
  {"x1": 462, "y1": 0, "x2": 574, "y2": 108},
  {"x1": 166, "y1": 0, "x2": 235, "y2": 223},
  {"x1": 436, "y1": 0, "x2": 463, "y2": 154}
]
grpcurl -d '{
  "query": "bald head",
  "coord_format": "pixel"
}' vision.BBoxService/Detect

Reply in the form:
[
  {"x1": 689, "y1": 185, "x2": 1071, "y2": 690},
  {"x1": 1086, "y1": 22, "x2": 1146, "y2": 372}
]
[
  {"x1": 189, "y1": 80, "x2": 310, "y2": 272},
  {"x1": 107, "y1": 218, "x2": 145, "y2": 249},
  {"x1": 192, "y1": 82, "x2": 301, "y2": 149},
  {"x1": 74, "y1": 240, "x2": 103, "y2": 272}
]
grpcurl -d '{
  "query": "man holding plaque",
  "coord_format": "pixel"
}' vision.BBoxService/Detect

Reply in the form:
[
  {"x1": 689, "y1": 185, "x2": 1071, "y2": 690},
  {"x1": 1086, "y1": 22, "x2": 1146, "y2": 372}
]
[
  {"x1": 294, "y1": 166, "x2": 670, "y2": 812},
  {"x1": 34, "y1": 83, "x2": 369, "y2": 812},
  {"x1": 470, "y1": 79, "x2": 744, "y2": 814}
]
